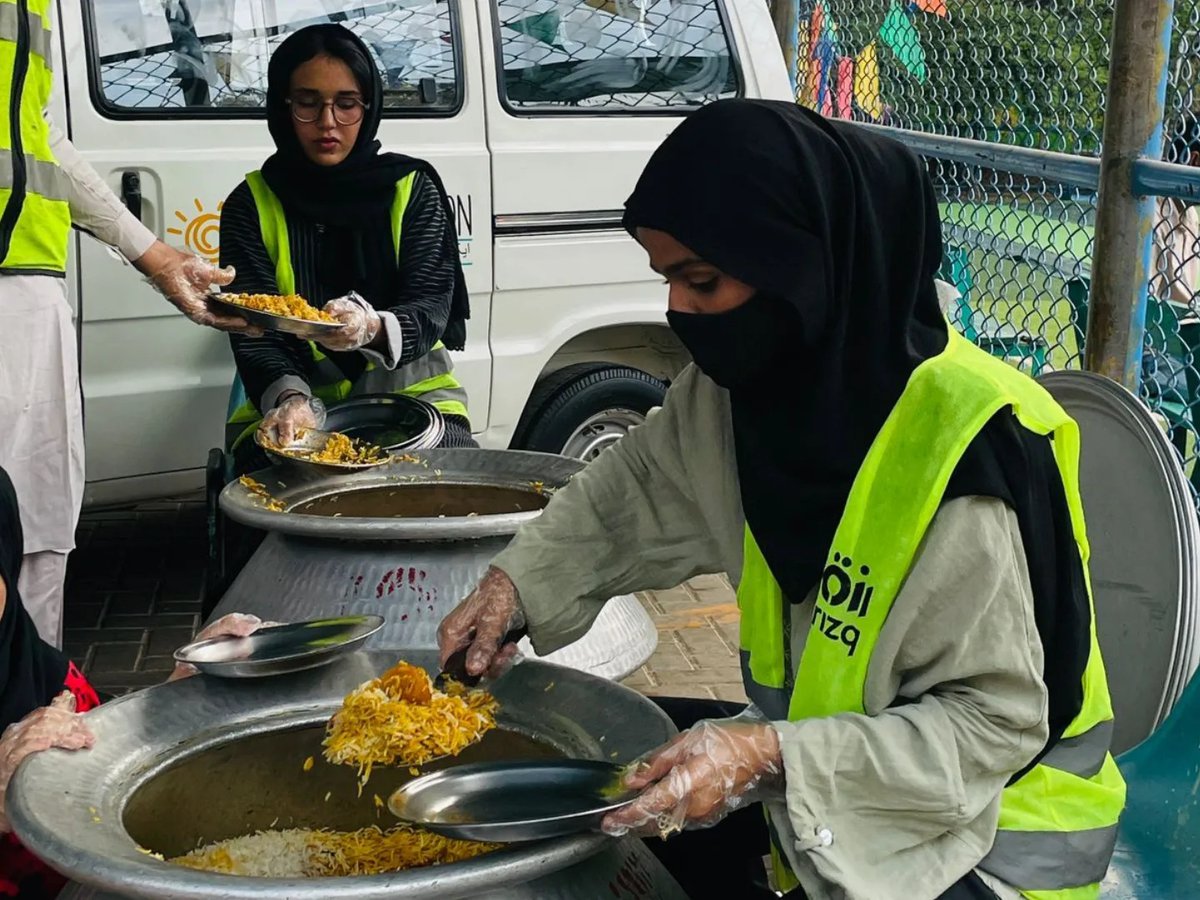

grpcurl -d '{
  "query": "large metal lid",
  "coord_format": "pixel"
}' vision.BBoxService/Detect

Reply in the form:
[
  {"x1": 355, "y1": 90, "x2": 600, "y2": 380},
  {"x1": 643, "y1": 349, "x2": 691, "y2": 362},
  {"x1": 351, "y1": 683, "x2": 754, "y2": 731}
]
[{"x1": 1038, "y1": 371, "x2": 1200, "y2": 754}]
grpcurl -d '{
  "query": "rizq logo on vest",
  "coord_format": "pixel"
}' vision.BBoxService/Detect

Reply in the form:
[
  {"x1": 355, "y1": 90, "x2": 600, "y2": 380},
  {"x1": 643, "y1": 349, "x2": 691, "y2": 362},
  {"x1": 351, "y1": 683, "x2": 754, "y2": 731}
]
[{"x1": 812, "y1": 552, "x2": 873, "y2": 657}]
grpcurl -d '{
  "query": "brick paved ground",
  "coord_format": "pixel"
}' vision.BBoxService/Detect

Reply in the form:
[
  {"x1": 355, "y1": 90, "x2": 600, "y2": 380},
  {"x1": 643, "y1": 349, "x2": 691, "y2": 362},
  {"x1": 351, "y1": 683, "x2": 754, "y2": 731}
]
[{"x1": 64, "y1": 499, "x2": 745, "y2": 703}]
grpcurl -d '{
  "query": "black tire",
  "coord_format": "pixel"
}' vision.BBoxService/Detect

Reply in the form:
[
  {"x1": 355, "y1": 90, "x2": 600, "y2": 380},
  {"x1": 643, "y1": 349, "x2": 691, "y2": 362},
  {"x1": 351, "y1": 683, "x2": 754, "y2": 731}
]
[{"x1": 512, "y1": 363, "x2": 667, "y2": 460}]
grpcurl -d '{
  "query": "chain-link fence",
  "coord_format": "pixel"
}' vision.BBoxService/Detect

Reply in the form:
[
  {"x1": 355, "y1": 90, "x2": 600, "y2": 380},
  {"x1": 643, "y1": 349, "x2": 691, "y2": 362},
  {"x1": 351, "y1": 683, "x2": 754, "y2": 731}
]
[{"x1": 787, "y1": 0, "x2": 1200, "y2": 497}]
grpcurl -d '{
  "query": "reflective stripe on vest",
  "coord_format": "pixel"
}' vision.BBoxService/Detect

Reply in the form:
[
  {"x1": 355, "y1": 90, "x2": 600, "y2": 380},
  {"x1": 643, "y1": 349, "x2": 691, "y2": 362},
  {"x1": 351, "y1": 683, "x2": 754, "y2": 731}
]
[
  {"x1": 0, "y1": 2, "x2": 51, "y2": 67},
  {"x1": 226, "y1": 170, "x2": 469, "y2": 447},
  {"x1": 0, "y1": 0, "x2": 68, "y2": 273},
  {"x1": 737, "y1": 330, "x2": 1125, "y2": 899}
]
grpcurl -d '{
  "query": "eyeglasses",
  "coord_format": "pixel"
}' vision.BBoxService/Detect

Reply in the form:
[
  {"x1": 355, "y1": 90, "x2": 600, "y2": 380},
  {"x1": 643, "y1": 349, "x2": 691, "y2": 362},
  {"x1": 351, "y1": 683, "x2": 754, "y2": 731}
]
[{"x1": 286, "y1": 95, "x2": 366, "y2": 126}]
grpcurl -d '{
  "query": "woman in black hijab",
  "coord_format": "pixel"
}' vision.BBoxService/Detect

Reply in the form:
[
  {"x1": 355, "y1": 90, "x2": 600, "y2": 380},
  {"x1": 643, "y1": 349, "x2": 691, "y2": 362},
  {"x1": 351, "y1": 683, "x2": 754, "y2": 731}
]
[
  {"x1": 221, "y1": 24, "x2": 473, "y2": 474},
  {"x1": 438, "y1": 100, "x2": 1120, "y2": 900}
]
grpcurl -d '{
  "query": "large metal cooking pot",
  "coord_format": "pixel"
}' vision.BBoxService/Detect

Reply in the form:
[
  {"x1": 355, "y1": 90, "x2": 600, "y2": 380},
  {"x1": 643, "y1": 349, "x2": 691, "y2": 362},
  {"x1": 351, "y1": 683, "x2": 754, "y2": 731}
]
[
  {"x1": 10, "y1": 651, "x2": 686, "y2": 900},
  {"x1": 214, "y1": 450, "x2": 659, "y2": 680}
]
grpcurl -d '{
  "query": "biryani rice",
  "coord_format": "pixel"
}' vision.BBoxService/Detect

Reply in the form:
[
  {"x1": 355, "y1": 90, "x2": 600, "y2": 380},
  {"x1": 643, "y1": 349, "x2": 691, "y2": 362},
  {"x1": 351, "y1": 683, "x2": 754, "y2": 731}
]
[
  {"x1": 223, "y1": 292, "x2": 336, "y2": 323},
  {"x1": 323, "y1": 661, "x2": 498, "y2": 780},
  {"x1": 170, "y1": 825, "x2": 495, "y2": 877}
]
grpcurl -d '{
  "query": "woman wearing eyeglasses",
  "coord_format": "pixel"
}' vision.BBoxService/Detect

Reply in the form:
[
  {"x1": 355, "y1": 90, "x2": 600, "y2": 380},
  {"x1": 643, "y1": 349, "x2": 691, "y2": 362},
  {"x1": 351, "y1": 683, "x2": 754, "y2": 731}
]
[{"x1": 219, "y1": 24, "x2": 474, "y2": 471}]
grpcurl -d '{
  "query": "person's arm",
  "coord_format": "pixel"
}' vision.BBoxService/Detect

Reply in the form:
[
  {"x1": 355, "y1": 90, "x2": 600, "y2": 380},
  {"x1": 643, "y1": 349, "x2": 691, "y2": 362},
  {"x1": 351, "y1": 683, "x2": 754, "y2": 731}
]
[
  {"x1": 357, "y1": 172, "x2": 457, "y2": 369},
  {"x1": 46, "y1": 112, "x2": 156, "y2": 261},
  {"x1": 220, "y1": 182, "x2": 312, "y2": 413},
  {"x1": 491, "y1": 367, "x2": 727, "y2": 653},
  {"x1": 772, "y1": 497, "x2": 1048, "y2": 881},
  {"x1": 601, "y1": 496, "x2": 1049, "y2": 896},
  {"x1": 46, "y1": 111, "x2": 251, "y2": 332}
]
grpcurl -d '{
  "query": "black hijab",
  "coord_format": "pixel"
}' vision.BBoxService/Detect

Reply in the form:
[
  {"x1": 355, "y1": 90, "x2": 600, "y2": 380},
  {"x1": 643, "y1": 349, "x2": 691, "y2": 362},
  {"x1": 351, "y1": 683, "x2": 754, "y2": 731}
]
[
  {"x1": 624, "y1": 101, "x2": 1089, "y2": 764},
  {"x1": 261, "y1": 24, "x2": 468, "y2": 350},
  {"x1": 0, "y1": 466, "x2": 69, "y2": 731}
]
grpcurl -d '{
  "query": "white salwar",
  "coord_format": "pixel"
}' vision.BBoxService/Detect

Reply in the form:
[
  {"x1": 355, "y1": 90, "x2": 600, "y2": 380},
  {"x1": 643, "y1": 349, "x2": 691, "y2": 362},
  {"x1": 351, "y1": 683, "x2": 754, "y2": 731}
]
[
  {"x1": 0, "y1": 110, "x2": 157, "y2": 647},
  {"x1": 0, "y1": 275, "x2": 82, "y2": 646}
]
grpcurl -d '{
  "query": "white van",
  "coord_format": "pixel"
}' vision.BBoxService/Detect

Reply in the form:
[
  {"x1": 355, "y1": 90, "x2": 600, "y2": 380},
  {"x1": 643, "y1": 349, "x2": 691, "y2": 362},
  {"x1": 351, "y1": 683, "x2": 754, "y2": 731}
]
[{"x1": 57, "y1": 1, "x2": 790, "y2": 505}]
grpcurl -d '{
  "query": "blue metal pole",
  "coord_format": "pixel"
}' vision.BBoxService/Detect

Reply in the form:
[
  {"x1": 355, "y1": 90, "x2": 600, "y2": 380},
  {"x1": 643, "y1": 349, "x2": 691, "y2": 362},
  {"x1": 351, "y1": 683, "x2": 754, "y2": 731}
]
[
  {"x1": 771, "y1": 0, "x2": 801, "y2": 96},
  {"x1": 1087, "y1": 0, "x2": 1176, "y2": 389}
]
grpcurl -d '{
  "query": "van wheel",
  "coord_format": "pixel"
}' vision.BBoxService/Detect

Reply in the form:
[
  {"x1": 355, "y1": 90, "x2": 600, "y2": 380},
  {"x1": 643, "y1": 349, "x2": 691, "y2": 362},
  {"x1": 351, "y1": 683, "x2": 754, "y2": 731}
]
[{"x1": 513, "y1": 363, "x2": 667, "y2": 461}]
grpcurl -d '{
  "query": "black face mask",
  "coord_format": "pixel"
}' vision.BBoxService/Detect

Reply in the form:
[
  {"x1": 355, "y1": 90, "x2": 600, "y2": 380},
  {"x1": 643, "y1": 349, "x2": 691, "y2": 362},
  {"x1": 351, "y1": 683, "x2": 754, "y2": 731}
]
[{"x1": 667, "y1": 294, "x2": 800, "y2": 389}]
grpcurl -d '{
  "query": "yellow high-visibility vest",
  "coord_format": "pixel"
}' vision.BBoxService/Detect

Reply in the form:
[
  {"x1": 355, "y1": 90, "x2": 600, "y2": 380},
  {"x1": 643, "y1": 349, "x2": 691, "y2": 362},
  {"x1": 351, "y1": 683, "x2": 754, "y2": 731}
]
[
  {"x1": 225, "y1": 170, "x2": 469, "y2": 449},
  {"x1": 0, "y1": 0, "x2": 70, "y2": 273},
  {"x1": 738, "y1": 330, "x2": 1125, "y2": 899}
]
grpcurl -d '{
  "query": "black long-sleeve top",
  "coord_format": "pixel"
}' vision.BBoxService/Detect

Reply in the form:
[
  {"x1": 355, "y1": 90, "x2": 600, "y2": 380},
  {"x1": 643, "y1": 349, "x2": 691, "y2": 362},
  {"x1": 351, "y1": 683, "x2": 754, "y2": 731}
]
[{"x1": 220, "y1": 171, "x2": 457, "y2": 413}]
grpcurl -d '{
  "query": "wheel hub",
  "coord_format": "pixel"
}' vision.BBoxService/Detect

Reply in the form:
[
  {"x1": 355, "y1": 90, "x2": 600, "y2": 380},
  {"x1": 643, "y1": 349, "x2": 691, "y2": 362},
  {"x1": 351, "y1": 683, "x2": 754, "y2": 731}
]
[{"x1": 561, "y1": 409, "x2": 647, "y2": 462}]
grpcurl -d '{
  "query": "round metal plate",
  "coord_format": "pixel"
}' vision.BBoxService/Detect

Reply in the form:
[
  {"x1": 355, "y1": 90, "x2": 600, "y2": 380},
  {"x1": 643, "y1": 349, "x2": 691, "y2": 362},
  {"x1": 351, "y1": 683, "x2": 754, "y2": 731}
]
[
  {"x1": 210, "y1": 295, "x2": 345, "y2": 340},
  {"x1": 172, "y1": 615, "x2": 384, "y2": 678},
  {"x1": 388, "y1": 760, "x2": 637, "y2": 843},
  {"x1": 324, "y1": 395, "x2": 445, "y2": 453},
  {"x1": 255, "y1": 428, "x2": 393, "y2": 473},
  {"x1": 1038, "y1": 371, "x2": 1199, "y2": 754}
]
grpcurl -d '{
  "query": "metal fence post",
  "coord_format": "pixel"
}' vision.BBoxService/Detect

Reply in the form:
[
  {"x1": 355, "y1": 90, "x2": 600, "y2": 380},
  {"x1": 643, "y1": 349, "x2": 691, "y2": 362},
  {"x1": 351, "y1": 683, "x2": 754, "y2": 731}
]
[
  {"x1": 1086, "y1": 0, "x2": 1176, "y2": 388},
  {"x1": 770, "y1": 0, "x2": 800, "y2": 96}
]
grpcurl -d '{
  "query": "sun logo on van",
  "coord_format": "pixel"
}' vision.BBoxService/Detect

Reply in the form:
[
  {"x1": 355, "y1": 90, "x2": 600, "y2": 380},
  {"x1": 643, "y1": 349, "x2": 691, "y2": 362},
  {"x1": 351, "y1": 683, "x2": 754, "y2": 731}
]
[{"x1": 168, "y1": 198, "x2": 222, "y2": 263}]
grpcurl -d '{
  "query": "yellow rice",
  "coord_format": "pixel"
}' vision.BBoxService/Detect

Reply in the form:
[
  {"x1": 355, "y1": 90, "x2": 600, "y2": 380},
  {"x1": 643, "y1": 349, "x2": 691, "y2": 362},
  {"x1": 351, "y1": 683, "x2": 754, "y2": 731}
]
[
  {"x1": 323, "y1": 661, "x2": 498, "y2": 783},
  {"x1": 170, "y1": 825, "x2": 496, "y2": 877},
  {"x1": 222, "y1": 292, "x2": 336, "y2": 323}
]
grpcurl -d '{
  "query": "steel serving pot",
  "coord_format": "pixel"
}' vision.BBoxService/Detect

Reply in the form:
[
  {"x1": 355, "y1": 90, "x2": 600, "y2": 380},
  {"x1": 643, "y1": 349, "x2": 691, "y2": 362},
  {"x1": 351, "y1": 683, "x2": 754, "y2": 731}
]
[
  {"x1": 214, "y1": 449, "x2": 658, "y2": 681},
  {"x1": 10, "y1": 651, "x2": 685, "y2": 900}
]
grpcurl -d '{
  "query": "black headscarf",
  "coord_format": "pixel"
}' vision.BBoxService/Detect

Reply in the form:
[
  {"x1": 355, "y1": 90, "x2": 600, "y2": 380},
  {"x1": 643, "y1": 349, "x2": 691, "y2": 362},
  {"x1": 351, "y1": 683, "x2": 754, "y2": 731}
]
[
  {"x1": 0, "y1": 466, "x2": 69, "y2": 731},
  {"x1": 260, "y1": 24, "x2": 468, "y2": 350},
  {"x1": 624, "y1": 101, "x2": 1090, "y2": 764}
]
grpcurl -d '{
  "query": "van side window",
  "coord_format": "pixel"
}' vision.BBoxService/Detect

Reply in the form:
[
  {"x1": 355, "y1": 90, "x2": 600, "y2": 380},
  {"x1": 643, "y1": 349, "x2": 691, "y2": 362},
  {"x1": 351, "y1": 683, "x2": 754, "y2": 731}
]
[
  {"x1": 493, "y1": 0, "x2": 738, "y2": 112},
  {"x1": 86, "y1": 1, "x2": 461, "y2": 116}
]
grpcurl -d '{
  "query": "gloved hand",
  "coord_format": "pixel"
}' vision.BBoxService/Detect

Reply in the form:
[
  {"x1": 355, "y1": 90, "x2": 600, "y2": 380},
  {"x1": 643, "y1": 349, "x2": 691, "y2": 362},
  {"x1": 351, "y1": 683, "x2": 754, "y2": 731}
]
[
  {"x1": 257, "y1": 393, "x2": 326, "y2": 447},
  {"x1": 0, "y1": 691, "x2": 95, "y2": 833},
  {"x1": 437, "y1": 567, "x2": 527, "y2": 679},
  {"x1": 601, "y1": 718, "x2": 783, "y2": 839},
  {"x1": 134, "y1": 240, "x2": 260, "y2": 335},
  {"x1": 168, "y1": 612, "x2": 281, "y2": 682},
  {"x1": 316, "y1": 292, "x2": 382, "y2": 352}
]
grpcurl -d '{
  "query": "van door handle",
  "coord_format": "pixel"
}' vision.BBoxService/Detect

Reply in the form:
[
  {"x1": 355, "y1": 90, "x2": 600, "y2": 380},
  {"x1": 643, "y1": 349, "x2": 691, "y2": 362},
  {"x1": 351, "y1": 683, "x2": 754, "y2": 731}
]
[{"x1": 120, "y1": 171, "x2": 142, "y2": 221}]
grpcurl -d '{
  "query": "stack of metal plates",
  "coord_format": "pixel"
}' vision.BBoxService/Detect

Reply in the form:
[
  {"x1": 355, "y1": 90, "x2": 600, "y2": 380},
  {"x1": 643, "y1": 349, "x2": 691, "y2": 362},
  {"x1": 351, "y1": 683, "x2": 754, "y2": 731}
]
[{"x1": 1039, "y1": 371, "x2": 1200, "y2": 754}]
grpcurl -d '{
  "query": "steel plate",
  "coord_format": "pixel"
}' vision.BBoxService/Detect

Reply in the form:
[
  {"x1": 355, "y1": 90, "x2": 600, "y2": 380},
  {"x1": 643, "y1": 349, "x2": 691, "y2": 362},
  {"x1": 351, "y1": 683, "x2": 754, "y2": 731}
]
[
  {"x1": 255, "y1": 428, "x2": 393, "y2": 473},
  {"x1": 1038, "y1": 370, "x2": 1199, "y2": 753},
  {"x1": 172, "y1": 615, "x2": 384, "y2": 678},
  {"x1": 389, "y1": 761, "x2": 637, "y2": 843},
  {"x1": 324, "y1": 395, "x2": 445, "y2": 452},
  {"x1": 210, "y1": 295, "x2": 344, "y2": 340}
]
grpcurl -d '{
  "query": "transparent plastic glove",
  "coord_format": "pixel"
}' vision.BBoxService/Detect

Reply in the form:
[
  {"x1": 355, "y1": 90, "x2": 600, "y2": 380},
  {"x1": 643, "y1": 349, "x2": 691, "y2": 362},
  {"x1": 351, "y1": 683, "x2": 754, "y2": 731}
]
[
  {"x1": 437, "y1": 566, "x2": 527, "y2": 679},
  {"x1": 0, "y1": 692, "x2": 95, "y2": 833},
  {"x1": 258, "y1": 393, "x2": 327, "y2": 447},
  {"x1": 168, "y1": 612, "x2": 281, "y2": 682},
  {"x1": 601, "y1": 718, "x2": 783, "y2": 839},
  {"x1": 316, "y1": 292, "x2": 382, "y2": 352},
  {"x1": 134, "y1": 241, "x2": 260, "y2": 335}
]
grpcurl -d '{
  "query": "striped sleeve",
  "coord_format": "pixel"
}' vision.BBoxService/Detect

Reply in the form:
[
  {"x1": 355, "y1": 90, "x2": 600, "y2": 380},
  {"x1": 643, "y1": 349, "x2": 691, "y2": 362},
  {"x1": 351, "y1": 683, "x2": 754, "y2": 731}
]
[
  {"x1": 220, "y1": 181, "x2": 313, "y2": 414},
  {"x1": 383, "y1": 172, "x2": 458, "y2": 366}
]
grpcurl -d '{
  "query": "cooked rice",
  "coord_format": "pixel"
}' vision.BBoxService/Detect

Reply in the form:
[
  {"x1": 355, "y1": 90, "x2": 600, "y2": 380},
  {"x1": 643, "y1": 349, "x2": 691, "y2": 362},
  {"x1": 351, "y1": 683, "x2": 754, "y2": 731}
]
[
  {"x1": 169, "y1": 825, "x2": 494, "y2": 877},
  {"x1": 223, "y1": 292, "x2": 336, "y2": 323},
  {"x1": 237, "y1": 476, "x2": 285, "y2": 512},
  {"x1": 323, "y1": 661, "x2": 498, "y2": 782},
  {"x1": 304, "y1": 431, "x2": 385, "y2": 465}
]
